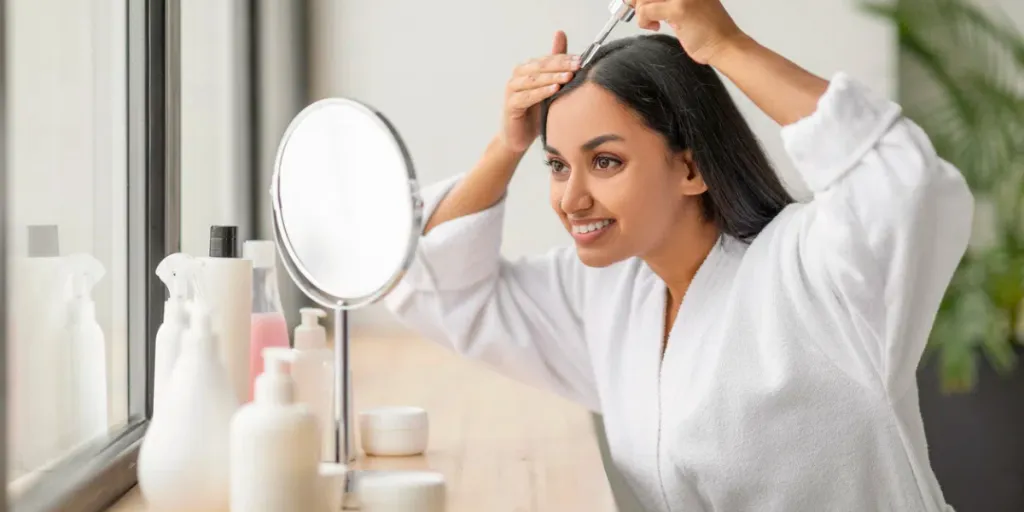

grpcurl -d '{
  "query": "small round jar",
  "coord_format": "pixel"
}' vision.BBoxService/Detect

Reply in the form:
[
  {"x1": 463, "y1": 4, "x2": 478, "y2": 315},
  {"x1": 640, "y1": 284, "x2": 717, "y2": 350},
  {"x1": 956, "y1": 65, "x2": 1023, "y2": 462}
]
[
  {"x1": 359, "y1": 406, "x2": 428, "y2": 457},
  {"x1": 357, "y1": 470, "x2": 446, "y2": 512}
]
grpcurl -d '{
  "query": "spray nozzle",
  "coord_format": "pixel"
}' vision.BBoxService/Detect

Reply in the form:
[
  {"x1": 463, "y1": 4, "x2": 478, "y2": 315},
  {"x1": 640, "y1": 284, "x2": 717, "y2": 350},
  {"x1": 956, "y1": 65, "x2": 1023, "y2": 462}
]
[
  {"x1": 156, "y1": 253, "x2": 199, "y2": 301},
  {"x1": 66, "y1": 253, "x2": 105, "y2": 300}
]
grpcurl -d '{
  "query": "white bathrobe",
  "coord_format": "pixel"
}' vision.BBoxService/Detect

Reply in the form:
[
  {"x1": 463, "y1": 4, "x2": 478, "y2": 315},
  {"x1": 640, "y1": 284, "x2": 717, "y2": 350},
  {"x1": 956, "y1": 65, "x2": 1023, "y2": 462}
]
[{"x1": 384, "y1": 73, "x2": 974, "y2": 512}]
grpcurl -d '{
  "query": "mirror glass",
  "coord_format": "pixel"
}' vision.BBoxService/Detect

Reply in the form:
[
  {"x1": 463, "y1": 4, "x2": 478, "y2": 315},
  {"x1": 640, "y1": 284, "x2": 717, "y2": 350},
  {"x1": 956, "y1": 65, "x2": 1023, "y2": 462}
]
[{"x1": 272, "y1": 98, "x2": 422, "y2": 309}]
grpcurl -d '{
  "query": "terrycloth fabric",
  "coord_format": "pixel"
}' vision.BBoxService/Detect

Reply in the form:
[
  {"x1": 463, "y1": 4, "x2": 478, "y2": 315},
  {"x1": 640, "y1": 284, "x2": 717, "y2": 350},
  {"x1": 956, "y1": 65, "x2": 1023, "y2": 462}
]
[{"x1": 384, "y1": 73, "x2": 973, "y2": 512}]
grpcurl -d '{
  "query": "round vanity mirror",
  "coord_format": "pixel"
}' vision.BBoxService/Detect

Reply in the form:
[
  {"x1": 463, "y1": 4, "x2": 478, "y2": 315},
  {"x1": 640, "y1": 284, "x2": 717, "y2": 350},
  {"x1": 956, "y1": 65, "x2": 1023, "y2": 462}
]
[
  {"x1": 271, "y1": 98, "x2": 423, "y2": 310},
  {"x1": 270, "y1": 98, "x2": 424, "y2": 503}
]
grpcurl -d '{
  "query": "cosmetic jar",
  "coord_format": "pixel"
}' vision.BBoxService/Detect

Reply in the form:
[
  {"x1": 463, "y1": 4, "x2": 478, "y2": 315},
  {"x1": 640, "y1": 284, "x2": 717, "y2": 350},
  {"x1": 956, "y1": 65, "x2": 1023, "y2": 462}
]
[
  {"x1": 359, "y1": 406, "x2": 428, "y2": 457},
  {"x1": 357, "y1": 470, "x2": 445, "y2": 512}
]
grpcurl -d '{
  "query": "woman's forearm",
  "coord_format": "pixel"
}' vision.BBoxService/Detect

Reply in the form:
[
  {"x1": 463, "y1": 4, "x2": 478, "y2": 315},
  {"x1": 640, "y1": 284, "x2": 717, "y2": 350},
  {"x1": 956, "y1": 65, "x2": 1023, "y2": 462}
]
[
  {"x1": 422, "y1": 135, "x2": 525, "y2": 235},
  {"x1": 709, "y1": 34, "x2": 830, "y2": 127}
]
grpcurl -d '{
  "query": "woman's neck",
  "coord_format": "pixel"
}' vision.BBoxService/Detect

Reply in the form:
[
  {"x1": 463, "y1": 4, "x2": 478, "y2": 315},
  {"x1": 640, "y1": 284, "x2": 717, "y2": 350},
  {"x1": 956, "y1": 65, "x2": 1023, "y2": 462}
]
[{"x1": 643, "y1": 217, "x2": 721, "y2": 302}]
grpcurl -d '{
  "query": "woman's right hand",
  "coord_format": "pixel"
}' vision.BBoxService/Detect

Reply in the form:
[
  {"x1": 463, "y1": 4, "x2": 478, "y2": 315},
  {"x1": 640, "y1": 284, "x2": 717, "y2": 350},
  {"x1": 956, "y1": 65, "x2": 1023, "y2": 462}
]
[{"x1": 501, "y1": 31, "x2": 581, "y2": 153}]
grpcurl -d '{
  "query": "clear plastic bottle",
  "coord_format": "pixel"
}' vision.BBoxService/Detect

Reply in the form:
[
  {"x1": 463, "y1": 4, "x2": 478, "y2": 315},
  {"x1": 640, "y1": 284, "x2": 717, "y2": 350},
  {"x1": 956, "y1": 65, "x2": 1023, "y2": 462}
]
[{"x1": 243, "y1": 240, "x2": 290, "y2": 402}]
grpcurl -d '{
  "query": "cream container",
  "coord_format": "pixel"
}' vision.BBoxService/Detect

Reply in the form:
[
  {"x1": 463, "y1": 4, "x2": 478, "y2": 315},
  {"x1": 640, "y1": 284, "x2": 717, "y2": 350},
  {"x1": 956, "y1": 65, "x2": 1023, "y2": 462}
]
[
  {"x1": 318, "y1": 462, "x2": 348, "y2": 511},
  {"x1": 359, "y1": 406, "x2": 428, "y2": 457},
  {"x1": 356, "y1": 470, "x2": 446, "y2": 512}
]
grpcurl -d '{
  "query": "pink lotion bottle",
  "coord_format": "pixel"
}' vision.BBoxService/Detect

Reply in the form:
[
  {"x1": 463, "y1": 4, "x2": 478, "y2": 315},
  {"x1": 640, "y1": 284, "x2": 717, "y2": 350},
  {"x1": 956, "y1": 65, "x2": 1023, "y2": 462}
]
[{"x1": 243, "y1": 240, "x2": 290, "y2": 402}]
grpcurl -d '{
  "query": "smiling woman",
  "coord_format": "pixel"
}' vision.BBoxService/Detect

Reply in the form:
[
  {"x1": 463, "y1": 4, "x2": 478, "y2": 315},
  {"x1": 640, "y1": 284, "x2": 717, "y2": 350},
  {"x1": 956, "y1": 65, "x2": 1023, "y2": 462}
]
[
  {"x1": 540, "y1": 33, "x2": 792, "y2": 266},
  {"x1": 383, "y1": 1, "x2": 974, "y2": 507}
]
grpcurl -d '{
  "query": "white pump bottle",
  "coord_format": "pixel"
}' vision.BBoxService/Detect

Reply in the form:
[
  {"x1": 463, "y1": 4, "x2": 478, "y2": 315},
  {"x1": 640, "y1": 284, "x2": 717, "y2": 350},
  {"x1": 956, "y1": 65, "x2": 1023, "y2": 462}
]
[
  {"x1": 153, "y1": 252, "x2": 198, "y2": 413},
  {"x1": 64, "y1": 253, "x2": 108, "y2": 444},
  {"x1": 292, "y1": 307, "x2": 335, "y2": 461},
  {"x1": 230, "y1": 347, "x2": 321, "y2": 512}
]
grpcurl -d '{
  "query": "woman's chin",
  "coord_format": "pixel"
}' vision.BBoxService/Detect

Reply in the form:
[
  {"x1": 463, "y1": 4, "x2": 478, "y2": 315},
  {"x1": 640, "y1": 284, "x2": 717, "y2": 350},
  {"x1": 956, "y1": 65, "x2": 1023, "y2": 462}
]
[{"x1": 575, "y1": 246, "x2": 626, "y2": 268}]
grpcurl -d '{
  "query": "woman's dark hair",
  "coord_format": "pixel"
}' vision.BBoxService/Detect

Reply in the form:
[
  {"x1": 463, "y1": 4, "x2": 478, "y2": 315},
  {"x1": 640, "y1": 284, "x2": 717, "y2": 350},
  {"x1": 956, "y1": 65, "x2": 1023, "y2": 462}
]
[{"x1": 540, "y1": 33, "x2": 793, "y2": 242}]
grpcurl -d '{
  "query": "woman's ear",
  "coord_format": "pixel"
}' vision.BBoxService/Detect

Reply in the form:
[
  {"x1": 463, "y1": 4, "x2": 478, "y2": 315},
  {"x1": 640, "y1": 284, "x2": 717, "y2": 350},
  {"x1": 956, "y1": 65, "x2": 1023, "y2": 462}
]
[{"x1": 676, "y1": 149, "x2": 707, "y2": 196}]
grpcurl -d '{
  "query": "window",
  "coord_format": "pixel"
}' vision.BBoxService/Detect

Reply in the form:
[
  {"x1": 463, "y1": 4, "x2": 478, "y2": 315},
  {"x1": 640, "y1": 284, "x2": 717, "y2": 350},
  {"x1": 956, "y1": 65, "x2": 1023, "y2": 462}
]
[
  {"x1": 6, "y1": 0, "x2": 130, "y2": 484},
  {"x1": 3, "y1": 0, "x2": 174, "y2": 509},
  {"x1": 1, "y1": 0, "x2": 308, "y2": 508}
]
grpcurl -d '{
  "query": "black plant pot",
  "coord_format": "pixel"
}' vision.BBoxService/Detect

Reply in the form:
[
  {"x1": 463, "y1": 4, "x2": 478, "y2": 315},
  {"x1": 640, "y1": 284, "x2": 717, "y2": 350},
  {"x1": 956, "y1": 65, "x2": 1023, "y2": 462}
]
[{"x1": 917, "y1": 345, "x2": 1024, "y2": 512}]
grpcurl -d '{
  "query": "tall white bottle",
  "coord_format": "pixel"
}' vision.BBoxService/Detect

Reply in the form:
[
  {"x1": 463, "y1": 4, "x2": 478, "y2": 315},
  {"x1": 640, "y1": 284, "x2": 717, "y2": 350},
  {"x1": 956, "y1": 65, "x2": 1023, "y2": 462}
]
[
  {"x1": 230, "y1": 347, "x2": 321, "y2": 512},
  {"x1": 292, "y1": 307, "x2": 335, "y2": 461},
  {"x1": 138, "y1": 300, "x2": 240, "y2": 512},
  {"x1": 64, "y1": 253, "x2": 108, "y2": 444},
  {"x1": 10, "y1": 225, "x2": 68, "y2": 470},
  {"x1": 197, "y1": 225, "x2": 253, "y2": 404},
  {"x1": 153, "y1": 253, "x2": 198, "y2": 413}
]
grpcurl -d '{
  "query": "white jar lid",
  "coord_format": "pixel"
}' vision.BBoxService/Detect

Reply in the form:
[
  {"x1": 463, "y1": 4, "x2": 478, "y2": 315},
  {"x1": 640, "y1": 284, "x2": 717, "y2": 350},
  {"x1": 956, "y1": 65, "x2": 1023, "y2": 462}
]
[
  {"x1": 357, "y1": 470, "x2": 445, "y2": 511},
  {"x1": 359, "y1": 406, "x2": 428, "y2": 431}
]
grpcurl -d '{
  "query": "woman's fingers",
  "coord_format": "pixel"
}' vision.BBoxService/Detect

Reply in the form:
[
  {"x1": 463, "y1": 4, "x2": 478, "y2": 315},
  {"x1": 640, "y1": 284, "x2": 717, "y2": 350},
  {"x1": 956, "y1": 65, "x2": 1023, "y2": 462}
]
[
  {"x1": 551, "y1": 30, "x2": 568, "y2": 55},
  {"x1": 506, "y1": 54, "x2": 578, "y2": 97},
  {"x1": 507, "y1": 71, "x2": 573, "y2": 93},
  {"x1": 515, "y1": 54, "x2": 580, "y2": 78},
  {"x1": 507, "y1": 85, "x2": 560, "y2": 112},
  {"x1": 633, "y1": 0, "x2": 676, "y2": 31}
]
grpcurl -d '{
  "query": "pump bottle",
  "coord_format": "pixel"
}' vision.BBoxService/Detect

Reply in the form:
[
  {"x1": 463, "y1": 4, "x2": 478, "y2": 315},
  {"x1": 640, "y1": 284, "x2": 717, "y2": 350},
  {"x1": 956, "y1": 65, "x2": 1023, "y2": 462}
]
[
  {"x1": 292, "y1": 307, "x2": 335, "y2": 461},
  {"x1": 230, "y1": 347, "x2": 321, "y2": 511}
]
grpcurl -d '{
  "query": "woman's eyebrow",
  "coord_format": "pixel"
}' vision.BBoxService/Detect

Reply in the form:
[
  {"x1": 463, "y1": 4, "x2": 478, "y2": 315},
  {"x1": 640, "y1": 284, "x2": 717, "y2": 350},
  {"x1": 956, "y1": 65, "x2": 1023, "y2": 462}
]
[
  {"x1": 582, "y1": 134, "x2": 624, "y2": 151},
  {"x1": 545, "y1": 134, "x2": 625, "y2": 156}
]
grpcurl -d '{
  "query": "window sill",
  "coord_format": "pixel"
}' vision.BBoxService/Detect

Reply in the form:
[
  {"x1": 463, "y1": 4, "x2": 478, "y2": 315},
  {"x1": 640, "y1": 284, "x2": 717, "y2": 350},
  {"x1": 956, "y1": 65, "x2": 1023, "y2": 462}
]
[{"x1": 10, "y1": 419, "x2": 147, "y2": 512}]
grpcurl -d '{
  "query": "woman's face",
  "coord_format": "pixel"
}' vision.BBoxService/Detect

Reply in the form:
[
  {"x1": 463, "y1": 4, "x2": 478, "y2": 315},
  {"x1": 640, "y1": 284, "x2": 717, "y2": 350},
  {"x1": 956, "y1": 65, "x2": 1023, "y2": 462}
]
[{"x1": 544, "y1": 82, "x2": 705, "y2": 267}]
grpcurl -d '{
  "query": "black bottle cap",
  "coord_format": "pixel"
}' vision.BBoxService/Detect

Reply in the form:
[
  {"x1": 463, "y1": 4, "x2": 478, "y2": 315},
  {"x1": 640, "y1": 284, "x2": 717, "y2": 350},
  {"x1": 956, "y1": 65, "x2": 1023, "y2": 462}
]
[
  {"x1": 209, "y1": 225, "x2": 239, "y2": 258},
  {"x1": 27, "y1": 225, "x2": 59, "y2": 257}
]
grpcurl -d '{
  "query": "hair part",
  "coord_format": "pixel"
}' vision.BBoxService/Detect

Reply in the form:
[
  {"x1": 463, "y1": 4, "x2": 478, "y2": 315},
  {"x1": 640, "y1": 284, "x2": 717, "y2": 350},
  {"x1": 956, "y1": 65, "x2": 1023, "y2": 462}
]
[{"x1": 540, "y1": 33, "x2": 793, "y2": 242}]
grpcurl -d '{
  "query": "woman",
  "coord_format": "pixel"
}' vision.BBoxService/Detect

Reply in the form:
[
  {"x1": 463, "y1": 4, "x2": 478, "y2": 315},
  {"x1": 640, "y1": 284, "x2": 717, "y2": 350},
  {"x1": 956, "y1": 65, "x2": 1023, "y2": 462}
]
[{"x1": 384, "y1": 0, "x2": 973, "y2": 510}]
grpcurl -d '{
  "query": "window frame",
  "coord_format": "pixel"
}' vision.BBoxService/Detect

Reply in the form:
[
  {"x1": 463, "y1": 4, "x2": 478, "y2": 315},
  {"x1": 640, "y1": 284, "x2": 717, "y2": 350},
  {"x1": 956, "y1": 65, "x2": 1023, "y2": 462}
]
[
  {"x1": 1, "y1": 0, "x2": 9, "y2": 507},
  {"x1": 3, "y1": 0, "x2": 179, "y2": 510}
]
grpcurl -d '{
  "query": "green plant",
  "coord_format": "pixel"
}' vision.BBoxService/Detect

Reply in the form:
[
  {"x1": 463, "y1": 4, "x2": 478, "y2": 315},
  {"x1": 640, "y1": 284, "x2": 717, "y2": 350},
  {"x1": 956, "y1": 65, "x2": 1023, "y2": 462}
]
[{"x1": 862, "y1": 0, "x2": 1024, "y2": 392}]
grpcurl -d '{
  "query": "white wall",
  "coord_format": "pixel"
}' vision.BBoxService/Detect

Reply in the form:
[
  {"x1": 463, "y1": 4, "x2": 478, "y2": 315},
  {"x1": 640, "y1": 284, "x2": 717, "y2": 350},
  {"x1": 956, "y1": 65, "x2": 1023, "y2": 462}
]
[{"x1": 310, "y1": 0, "x2": 897, "y2": 329}]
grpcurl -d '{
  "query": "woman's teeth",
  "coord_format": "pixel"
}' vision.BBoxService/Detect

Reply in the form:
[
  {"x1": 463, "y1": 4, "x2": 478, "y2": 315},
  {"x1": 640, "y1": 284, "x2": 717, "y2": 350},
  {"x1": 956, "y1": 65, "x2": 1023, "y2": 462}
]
[{"x1": 572, "y1": 219, "x2": 613, "y2": 234}]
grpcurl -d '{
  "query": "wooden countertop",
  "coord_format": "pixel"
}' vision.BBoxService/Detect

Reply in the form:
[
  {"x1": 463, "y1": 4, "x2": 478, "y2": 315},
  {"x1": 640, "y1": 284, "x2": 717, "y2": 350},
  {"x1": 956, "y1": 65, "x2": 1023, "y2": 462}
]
[{"x1": 110, "y1": 335, "x2": 616, "y2": 511}]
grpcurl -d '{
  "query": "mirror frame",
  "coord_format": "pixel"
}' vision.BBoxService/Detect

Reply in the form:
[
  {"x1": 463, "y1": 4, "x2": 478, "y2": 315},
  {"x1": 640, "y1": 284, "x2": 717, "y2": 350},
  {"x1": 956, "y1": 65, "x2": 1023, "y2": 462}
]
[{"x1": 270, "y1": 97, "x2": 424, "y2": 310}]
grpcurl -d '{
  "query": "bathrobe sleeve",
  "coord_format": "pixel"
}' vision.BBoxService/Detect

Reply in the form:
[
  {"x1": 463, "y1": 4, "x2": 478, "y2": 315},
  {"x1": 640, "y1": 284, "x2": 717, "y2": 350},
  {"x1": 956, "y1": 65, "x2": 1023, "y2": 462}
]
[
  {"x1": 383, "y1": 176, "x2": 601, "y2": 412},
  {"x1": 781, "y1": 72, "x2": 974, "y2": 398}
]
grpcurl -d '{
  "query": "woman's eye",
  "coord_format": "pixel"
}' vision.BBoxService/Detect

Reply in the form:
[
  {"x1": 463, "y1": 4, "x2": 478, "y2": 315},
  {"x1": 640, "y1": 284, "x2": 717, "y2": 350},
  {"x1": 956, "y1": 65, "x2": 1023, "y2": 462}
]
[
  {"x1": 595, "y1": 156, "x2": 622, "y2": 170},
  {"x1": 545, "y1": 159, "x2": 568, "y2": 174}
]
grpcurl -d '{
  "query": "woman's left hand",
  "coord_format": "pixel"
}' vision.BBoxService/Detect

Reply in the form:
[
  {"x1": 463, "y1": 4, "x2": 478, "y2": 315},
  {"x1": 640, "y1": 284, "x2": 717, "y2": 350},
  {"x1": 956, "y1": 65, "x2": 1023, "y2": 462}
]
[{"x1": 629, "y1": 0, "x2": 746, "y2": 65}]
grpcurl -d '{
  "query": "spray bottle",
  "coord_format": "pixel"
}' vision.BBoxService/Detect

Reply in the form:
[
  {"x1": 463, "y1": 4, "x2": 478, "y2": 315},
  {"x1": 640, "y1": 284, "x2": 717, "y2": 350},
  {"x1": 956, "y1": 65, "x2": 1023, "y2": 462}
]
[
  {"x1": 138, "y1": 298, "x2": 240, "y2": 511},
  {"x1": 153, "y1": 253, "x2": 199, "y2": 413},
  {"x1": 64, "y1": 253, "x2": 108, "y2": 443}
]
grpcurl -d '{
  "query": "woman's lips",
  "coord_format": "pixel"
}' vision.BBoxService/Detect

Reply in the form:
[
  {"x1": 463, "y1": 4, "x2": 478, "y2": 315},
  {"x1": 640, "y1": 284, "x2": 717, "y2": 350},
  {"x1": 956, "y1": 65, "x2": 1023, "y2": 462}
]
[{"x1": 570, "y1": 219, "x2": 615, "y2": 244}]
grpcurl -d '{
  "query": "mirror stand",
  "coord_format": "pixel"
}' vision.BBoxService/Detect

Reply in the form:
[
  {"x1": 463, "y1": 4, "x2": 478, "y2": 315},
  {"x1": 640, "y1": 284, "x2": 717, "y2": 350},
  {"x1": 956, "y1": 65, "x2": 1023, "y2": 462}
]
[
  {"x1": 333, "y1": 307, "x2": 355, "y2": 465},
  {"x1": 333, "y1": 307, "x2": 363, "y2": 509}
]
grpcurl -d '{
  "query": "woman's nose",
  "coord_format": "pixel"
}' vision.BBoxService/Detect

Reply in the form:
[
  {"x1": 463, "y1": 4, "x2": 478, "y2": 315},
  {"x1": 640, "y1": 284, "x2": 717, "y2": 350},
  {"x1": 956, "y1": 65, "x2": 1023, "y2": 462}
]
[{"x1": 560, "y1": 174, "x2": 593, "y2": 214}]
